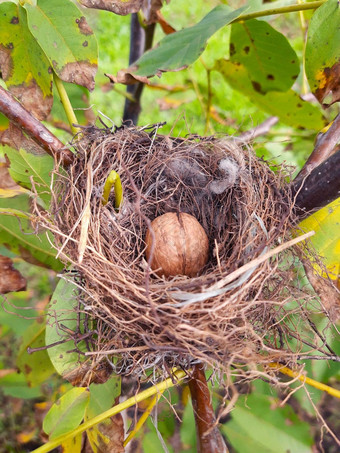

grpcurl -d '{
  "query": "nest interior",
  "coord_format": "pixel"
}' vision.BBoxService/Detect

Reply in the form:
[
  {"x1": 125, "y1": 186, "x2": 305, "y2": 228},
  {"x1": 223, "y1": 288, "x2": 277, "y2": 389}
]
[{"x1": 45, "y1": 125, "x2": 329, "y2": 380}]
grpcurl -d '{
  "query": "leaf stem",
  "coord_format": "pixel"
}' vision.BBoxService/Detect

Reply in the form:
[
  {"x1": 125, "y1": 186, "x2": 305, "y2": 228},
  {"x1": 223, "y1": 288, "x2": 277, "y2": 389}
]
[
  {"x1": 231, "y1": 1, "x2": 326, "y2": 23},
  {"x1": 31, "y1": 369, "x2": 186, "y2": 453},
  {"x1": 269, "y1": 363, "x2": 340, "y2": 399},
  {"x1": 123, "y1": 389, "x2": 165, "y2": 446},
  {"x1": 53, "y1": 73, "x2": 78, "y2": 135}
]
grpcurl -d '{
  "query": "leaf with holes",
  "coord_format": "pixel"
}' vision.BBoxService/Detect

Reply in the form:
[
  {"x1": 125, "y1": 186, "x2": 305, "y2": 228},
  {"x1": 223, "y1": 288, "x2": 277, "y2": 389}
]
[
  {"x1": 3, "y1": 146, "x2": 54, "y2": 207},
  {"x1": 43, "y1": 387, "x2": 90, "y2": 439},
  {"x1": 215, "y1": 59, "x2": 325, "y2": 130},
  {"x1": 230, "y1": 19, "x2": 299, "y2": 93},
  {"x1": 134, "y1": 4, "x2": 247, "y2": 76},
  {"x1": 0, "y1": 2, "x2": 53, "y2": 120},
  {"x1": 305, "y1": 0, "x2": 340, "y2": 106},
  {"x1": 25, "y1": 0, "x2": 98, "y2": 91},
  {"x1": 0, "y1": 194, "x2": 62, "y2": 270}
]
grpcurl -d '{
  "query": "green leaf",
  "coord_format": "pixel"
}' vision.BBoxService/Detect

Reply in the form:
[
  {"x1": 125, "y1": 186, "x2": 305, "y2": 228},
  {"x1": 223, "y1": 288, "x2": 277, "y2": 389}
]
[
  {"x1": 230, "y1": 19, "x2": 299, "y2": 93},
  {"x1": 17, "y1": 319, "x2": 56, "y2": 387},
  {"x1": 3, "y1": 146, "x2": 54, "y2": 207},
  {"x1": 25, "y1": 0, "x2": 98, "y2": 91},
  {"x1": 0, "y1": 194, "x2": 63, "y2": 271},
  {"x1": 134, "y1": 5, "x2": 247, "y2": 76},
  {"x1": 215, "y1": 59, "x2": 325, "y2": 130},
  {"x1": 87, "y1": 377, "x2": 121, "y2": 419},
  {"x1": 85, "y1": 377, "x2": 122, "y2": 453},
  {"x1": 43, "y1": 387, "x2": 90, "y2": 439},
  {"x1": 305, "y1": 0, "x2": 340, "y2": 106},
  {"x1": 299, "y1": 198, "x2": 340, "y2": 280},
  {"x1": 222, "y1": 394, "x2": 313, "y2": 453},
  {"x1": 0, "y1": 2, "x2": 53, "y2": 120},
  {"x1": 0, "y1": 371, "x2": 43, "y2": 399},
  {"x1": 46, "y1": 277, "x2": 88, "y2": 379}
]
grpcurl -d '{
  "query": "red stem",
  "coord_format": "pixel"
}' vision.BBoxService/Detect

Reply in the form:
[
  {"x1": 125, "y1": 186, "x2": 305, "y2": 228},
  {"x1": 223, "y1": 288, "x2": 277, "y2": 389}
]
[
  {"x1": 0, "y1": 86, "x2": 74, "y2": 166},
  {"x1": 188, "y1": 365, "x2": 228, "y2": 453}
]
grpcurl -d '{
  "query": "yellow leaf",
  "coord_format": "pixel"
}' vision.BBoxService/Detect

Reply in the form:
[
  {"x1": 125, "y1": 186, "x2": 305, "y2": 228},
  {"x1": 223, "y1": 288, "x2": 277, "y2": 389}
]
[{"x1": 299, "y1": 198, "x2": 340, "y2": 281}]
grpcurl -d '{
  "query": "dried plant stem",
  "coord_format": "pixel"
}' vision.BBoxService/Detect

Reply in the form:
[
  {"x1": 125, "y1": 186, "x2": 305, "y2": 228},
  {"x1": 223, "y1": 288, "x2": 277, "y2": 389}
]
[
  {"x1": 269, "y1": 363, "x2": 340, "y2": 399},
  {"x1": 53, "y1": 73, "x2": 78, "y2": 134},
  {"x1": 31, "y1": 369, "x2": 187, "y2": 453},
  {"x1": 123, "y1": 389, "x2": 165, "y2": 446},
  {"x1": 189, "y1": 365, "x2": 228, "y2": 453},
  {"x1": 0, "y1": 86, "x2": 73, "y2": 166}
]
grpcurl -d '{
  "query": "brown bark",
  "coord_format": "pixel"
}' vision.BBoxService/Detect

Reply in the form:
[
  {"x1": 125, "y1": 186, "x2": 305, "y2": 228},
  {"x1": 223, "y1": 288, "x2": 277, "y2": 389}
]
[
  {"x1": 0, "y1": 86, "x2": 74, "y2": 166},
  {"x1": 188, "y1": 365, "x2": 228, "y2": 453},
  {"x1": 295, "y1": 113, "x2": 340, "y2": 181}
]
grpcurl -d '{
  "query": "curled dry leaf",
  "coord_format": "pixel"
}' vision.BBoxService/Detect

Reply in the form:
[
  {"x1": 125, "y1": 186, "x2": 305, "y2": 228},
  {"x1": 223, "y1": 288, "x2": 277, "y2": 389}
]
[
  {"x1": 105, "y1": 69, "x2": 151, "y2": 86},
  {"x1": 0, "y1": 160, "x2": 27, "y2": 198},
  {"x1": 0, "y1": 254, "x2": 27, "y2": 294},
  {"x1": 79, "y1": 0, "x2": 143, "y2": 15}
]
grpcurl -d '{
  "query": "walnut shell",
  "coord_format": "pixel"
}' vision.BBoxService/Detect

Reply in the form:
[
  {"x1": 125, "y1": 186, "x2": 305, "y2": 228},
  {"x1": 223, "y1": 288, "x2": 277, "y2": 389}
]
[{"x1": 145, "y1": 212, "x2": 209, "y2": 277}]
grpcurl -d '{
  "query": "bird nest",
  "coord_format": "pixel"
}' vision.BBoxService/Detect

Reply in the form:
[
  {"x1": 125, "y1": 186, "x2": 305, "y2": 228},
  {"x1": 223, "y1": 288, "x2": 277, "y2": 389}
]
[{"x1": 39, "y1": 124, "x2": 330, "y2": 383}]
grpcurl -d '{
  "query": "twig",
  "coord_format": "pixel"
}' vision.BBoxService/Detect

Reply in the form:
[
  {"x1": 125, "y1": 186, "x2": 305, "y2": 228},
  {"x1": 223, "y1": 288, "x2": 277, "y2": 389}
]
[
  {"x1": 236, "y1": 116, "x2": 278, "y2": 144},
  {"x1": 0, "y1": 86, "x2": 74, "y2": 166},
  {"x1": 123, "y1": 14, "x2": 156, "y2": 125},
  {"x1": 269, "y1": 363, "x2": 340, "y2": 399},
  {"x1": 295, "y1": 113, "x2": 340, "y2": 180},
  {"x1": 231, "y1": 1, "x2": 326, "y2": 23},
  {"x1": 123, "y1": 389, "x2": 165, "y2": 446},
  {"x1": 292, "y1": 148, "x2": 340, "y2": 219},
  {"x1": 31, "y1": 369, "x2": 187, "y2": 453},
  {"x1": 188, "y1": 365, "x2": 228, "y2": 453}
]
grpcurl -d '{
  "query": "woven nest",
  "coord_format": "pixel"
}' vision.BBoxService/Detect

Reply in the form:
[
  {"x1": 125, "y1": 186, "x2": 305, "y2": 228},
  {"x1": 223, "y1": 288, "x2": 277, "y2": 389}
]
[{"x1": 40, "y1": 124, "x2": 329, "y2": 382}]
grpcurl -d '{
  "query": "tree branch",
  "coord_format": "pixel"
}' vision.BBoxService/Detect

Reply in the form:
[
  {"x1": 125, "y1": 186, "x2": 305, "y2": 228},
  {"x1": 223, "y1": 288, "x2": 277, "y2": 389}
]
[
  {"x1": 0, "y1": 86, "x2": 74, "y2": 166},
  {"x1": 188, "y1": 365, "x2": 228, "y2": 453},
  {"x1": 295, "y1": 113, "x2": 340, "y2": 180},
  {"x1": 236, "y1": 116, "x2": 278, "y2": 144},
  {"x1": 123, "y1": 14, "x2": 156, "y2": 125},
  {"x1": 292, "y1": 148, "x2": 340, "y2": 219}
]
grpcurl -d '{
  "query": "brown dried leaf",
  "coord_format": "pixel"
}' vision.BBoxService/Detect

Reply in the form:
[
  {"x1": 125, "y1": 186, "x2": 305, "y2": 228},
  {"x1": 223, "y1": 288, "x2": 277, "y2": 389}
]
[
  {"x1": 78, "y1": 0, "x2": 143, "y2": 15},
  {"x1": 314, "y1": 61, "x2": 340, "y2": 106},
  {"x1": 105, "y1": 69, "x2": 151, "y2": 86},
  {"x1": 10, "y1": 81, "x2": 53, "y2": 122},
  {"x1": 155, "y1": 10, "x2": 176, "y2": 34},
  {"x1": 0, "y1": 123, "x2": 46, "y2": 155},
  {"x1": 0, "y1": 160, "x2": 27, "y2": 198},
  {"x1": 59, "y1": 61, "x2": 97, "y2": 92},
  {"x1": 142, "y1": 0, "x2": 171, "y2": 25},
  {"x1": 95, "y1": 414, "x2": 125, "y2": 453},
  {"x1": 0, "y1": 254, "x2": 26, "y2": 294}
]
